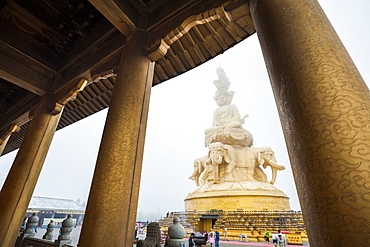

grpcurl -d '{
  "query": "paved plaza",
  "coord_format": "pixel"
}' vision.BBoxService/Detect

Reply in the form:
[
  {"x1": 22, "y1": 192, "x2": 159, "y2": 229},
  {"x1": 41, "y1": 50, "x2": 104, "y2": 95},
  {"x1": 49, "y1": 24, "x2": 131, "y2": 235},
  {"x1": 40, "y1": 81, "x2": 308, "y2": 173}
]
[
  {"x1": 180, "y1": 240, "x2": 310, "y2": 247},
  {"x1": 32, "y1": 226, "x2": 309, "y2": 247},
  {"x1": 193, "y1": 240, "x2": 310, "y2": 247}
]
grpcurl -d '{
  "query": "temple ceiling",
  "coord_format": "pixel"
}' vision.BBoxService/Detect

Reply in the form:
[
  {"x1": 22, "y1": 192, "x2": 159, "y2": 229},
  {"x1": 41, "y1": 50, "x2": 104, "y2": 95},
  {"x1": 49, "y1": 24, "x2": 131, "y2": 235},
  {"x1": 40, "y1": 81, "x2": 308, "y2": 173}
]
[{"x1": 0, "y1": 0, "x2": 255, "y2": 155}]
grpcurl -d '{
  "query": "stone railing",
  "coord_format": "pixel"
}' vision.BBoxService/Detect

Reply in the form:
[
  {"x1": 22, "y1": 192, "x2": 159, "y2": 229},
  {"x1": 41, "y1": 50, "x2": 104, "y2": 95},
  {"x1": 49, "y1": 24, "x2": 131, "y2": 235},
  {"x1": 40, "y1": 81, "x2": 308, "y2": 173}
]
[{"x1": 15, "y1": 213, "x2": 75, "y2": 247}]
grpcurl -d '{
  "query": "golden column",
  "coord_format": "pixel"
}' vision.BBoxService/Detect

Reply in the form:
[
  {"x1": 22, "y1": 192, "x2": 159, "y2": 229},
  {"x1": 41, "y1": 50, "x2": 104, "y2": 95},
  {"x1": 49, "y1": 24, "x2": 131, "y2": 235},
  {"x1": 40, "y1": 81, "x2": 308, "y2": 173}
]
[
  {"x1": 249, "y1": 0, "x2": 370, "y2": 246},
  {"x1": 0, "y1": 95, "x2": 63, "y2": 247},
  {"x1": 0, "y1": 125, "x2": 19, "y2": 155},
  {"x1": 78, "y1": 30, "x2": 154, "y2": 247}
]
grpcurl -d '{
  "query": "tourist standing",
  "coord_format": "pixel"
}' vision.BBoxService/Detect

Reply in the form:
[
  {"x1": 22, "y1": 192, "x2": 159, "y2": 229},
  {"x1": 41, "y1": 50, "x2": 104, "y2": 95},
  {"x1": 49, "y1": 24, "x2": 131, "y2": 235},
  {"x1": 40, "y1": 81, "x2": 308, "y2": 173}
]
[
  {"x1": 215, "y1": 231, "x2": 220, "y2": 247},
  {"x1": 189, "y1": 233, "x2": 195, "y2": 247},
  {"x1": 273, "y1": 236, "x2": 278, "y2": 247},
  {"x1": 278, "y1": 235, "x2": 286, "y2": 247},
  {"x1": 207, "y1": 233, "x2": 215, "y2": 247}
]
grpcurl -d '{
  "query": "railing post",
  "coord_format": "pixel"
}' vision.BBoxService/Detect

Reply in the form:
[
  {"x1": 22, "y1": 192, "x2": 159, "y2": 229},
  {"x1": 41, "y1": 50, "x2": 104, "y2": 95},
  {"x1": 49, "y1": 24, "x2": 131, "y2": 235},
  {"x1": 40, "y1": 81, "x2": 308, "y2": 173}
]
[
  {"x1": 15, "y1": 213, "x2": 39, "y2": 247},
  {"x1": 42, "y1": 220, "x2": 55, "y2": 241},
  {"x1": 53, "y1": 214, "x2": 74, "y2": 247},
  {"x1": 166, "y1": 217, "x2": 186, "y2": 247},
  {"x1": 23, "y1": 213, "x2": 39, "y2": 236}
]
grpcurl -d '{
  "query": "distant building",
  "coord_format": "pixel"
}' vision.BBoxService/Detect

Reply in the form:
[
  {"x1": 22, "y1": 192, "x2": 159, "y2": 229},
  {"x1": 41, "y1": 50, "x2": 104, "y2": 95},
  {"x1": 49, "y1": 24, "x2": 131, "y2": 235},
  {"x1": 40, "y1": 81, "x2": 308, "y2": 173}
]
[{"x1": 26, "y1": 196, "x2": 85, "y2": 228}]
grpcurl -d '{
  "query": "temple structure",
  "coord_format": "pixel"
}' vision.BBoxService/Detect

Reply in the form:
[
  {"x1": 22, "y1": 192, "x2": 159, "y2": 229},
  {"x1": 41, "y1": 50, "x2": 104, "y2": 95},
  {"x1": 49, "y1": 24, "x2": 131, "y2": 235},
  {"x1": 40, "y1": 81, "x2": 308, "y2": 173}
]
[
  {"x1": 0, "y1": 0, "x2": 370, "y2": 246},
  {"x1": 186, "y1": 68, "x2": 289, "y2": 212}
]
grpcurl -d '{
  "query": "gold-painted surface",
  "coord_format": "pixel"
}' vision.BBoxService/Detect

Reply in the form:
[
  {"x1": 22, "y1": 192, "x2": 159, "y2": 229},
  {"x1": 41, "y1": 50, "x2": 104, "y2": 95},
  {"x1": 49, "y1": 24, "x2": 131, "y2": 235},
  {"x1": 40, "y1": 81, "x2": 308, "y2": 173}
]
[
  {"x1": 78, "y1": 31, "x2": 153, "y2": 247},
  {"x1": 147, "y1": 1, "x2": 256, "y2": 62},
  {"x1": 249, "y1": 0, "x2": 370, "y2": 246},
  {"x1": 198, "y1": 218, "x2": 213, "y2": 232},
  {"x1": 147, "y1": 6, "x2": 226, "y2": 62},
  {"x1": 185, "y1": 194, "x2": 290, "y2": 211},
  {"x1": 0, "y1": 124, "x2": 19, "y2": 155},
  {"x1": 57, "y1": 78, "x2": 88, "y2": 106},
  {"x1": 0, "y1": 96, "x2": 63, "y2": 247},
  {"x1": 0, "y1": 134, "x2": 11, "y2": 155}
]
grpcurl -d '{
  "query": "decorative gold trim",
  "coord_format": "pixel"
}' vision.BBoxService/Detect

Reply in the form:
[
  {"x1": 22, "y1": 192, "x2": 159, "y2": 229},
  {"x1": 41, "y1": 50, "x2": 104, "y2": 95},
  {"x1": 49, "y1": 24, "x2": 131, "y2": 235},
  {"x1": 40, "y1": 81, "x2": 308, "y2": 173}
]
[
  {"x1": 50, "y1": 78, "x2": 88, "y2": 115},
  {"x1": 57, "y1": 78, "x2": 88, "y2": 106},
  {"x1": 147, "y1": 1, "x2": 254, "y2": 62},
  {"x1": 89, "y1": 69, "x2": 117, "y2": 84},
  {"x1": 147, "y1": 6, "x2": 226, "y2": 61},
  {"x1": 0, "y1": 124, "x2": 20, "y2": 145}
]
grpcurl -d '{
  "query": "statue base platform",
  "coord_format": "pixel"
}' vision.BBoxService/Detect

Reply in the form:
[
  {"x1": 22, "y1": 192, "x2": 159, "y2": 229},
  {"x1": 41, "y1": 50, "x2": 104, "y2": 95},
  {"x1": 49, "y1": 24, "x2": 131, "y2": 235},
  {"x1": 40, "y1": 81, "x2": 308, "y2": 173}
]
[{"x1": 184, "y1": 182, "x2": 290, "y2": 211}]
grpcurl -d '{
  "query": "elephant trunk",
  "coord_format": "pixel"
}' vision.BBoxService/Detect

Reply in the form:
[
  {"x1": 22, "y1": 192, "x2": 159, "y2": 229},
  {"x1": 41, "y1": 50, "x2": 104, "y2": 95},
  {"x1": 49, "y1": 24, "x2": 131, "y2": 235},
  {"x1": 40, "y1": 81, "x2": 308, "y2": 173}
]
[
  {"x1": 211, "y1": 154, "x2": 223, "y2": 165},
  {"x1": 267, "y1": 158, "x2": 285, "y2": 170}
]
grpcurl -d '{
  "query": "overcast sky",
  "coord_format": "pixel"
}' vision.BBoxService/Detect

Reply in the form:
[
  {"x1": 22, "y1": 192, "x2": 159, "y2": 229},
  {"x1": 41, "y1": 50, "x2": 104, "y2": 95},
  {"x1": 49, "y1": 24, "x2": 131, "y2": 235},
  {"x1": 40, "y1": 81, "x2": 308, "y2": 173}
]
[{"x1": 1, "y1": 1, "x2": 370, "y2": 221}]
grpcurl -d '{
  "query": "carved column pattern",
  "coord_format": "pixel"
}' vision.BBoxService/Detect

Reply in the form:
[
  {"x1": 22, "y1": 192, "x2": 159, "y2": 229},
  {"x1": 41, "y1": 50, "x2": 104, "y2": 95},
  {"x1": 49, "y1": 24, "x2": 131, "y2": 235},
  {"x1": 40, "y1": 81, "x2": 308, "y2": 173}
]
[
  {"x1": 78, "y1": 30, "x2": 154, "y2": 247},
  {"x1": 0, "y1": 95, "x2": 63, "y2": 247},
  {"x1": 249, "y1": 0, "x2": 370, "y2": 246}
]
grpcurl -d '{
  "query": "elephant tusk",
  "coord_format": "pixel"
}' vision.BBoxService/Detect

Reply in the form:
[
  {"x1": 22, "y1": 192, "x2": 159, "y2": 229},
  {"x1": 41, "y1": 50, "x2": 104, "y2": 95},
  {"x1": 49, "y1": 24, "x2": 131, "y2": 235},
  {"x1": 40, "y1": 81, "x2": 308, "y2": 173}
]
[{"x1": 270, "y1": 168, "x2": 277, "y2": 185}]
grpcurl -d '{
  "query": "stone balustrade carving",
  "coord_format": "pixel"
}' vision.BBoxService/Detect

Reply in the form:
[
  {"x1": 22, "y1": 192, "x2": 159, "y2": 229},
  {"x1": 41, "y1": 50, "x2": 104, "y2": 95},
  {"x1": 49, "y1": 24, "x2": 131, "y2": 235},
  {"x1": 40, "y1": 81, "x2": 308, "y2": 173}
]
[
  {"x1": 137, "y1": 222, "x2": 162, "y2": 247},
  {"x1": 16, "y1": 214, "x2": 76, "y2": 247},
  {"x1": 15, "y1": 213, "x2": 39, "y2": 246},
  {"x1": 23, "y1": 213, "x2": 39, "y2": 236},
  {"x1": 166, "y1": 217, "x2": 186, "y2": 247},
  {"x1": 54, "y1": 214, "x2": 74, "y2": 247},
  {"x1": 42, "y1": 220, "x2": 55, "y2": 240}
]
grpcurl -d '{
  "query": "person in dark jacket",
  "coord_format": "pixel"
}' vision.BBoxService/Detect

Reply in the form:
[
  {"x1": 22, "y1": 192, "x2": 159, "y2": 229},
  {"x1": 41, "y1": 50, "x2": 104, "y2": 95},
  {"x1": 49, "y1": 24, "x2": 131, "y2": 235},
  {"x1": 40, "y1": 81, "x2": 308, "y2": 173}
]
[{"x1": 189, "y1": 233, "x2": 195, "y2": 247}]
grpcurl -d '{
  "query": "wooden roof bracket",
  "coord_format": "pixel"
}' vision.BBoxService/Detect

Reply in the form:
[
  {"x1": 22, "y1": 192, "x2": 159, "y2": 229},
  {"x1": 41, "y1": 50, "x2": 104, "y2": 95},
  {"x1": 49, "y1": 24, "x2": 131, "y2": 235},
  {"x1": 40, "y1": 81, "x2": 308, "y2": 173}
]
[
  {"x1": 0, "y1": 124, "x2": 20, "y2": 146},
  {"x1": 88, "y1": 69, "x2": 117, "y2": 85},
  {"x1": 27, "y1": 78, "x2": 88, "y2": 117},
  {"x1": 50, "y1": 78, "x2": 88, "y2": 115},
  {"x1": 0, "y1": 124, "x2": 20, "y2": 155},
  {"x1": 147, "y1": 0, "x2": 254, "y2": 62}
]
